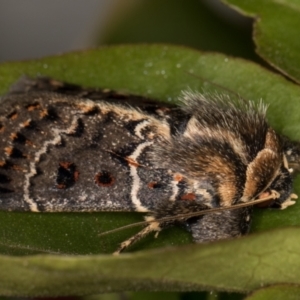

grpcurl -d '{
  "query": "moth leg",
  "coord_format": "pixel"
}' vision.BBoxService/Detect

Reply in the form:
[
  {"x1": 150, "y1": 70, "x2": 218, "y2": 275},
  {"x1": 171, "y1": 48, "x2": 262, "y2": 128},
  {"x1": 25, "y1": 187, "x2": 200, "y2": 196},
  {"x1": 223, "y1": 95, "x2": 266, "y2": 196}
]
[
  {"x1": 280, "y1": 193, "x2": 298, "y2": 209},
  {"x1": 113, "y1": 216, "x2": 161, "y2": 255}
]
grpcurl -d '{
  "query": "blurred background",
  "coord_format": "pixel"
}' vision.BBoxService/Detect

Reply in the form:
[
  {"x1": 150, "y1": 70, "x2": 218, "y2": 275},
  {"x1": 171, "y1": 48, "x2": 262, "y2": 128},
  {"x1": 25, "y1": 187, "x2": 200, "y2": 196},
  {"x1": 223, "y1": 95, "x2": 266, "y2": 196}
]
[
  {"x1": 0, "y1": 0, "x2": 259, "y2": 63},
  {"x1": 0, "y1": 1, "x2": 255, "y2": 299}
]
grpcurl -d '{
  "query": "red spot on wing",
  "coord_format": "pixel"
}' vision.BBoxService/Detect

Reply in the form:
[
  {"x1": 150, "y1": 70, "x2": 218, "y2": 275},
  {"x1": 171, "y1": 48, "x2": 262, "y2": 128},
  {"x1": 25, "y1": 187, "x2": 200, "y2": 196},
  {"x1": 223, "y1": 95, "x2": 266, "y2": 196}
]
[
  {"x1": 181, "y1": 193, "x2": 196, "y2": 201},
  {"x1": 56, "y1": 161, "x2": 79, "y2": 189},
  {"x1": 95, "y1": 171, "x2": 115, "y2": 187},
  {"x1": 174, "y1": 173, "x2": 183, "y2": 182},
  {"x1": 147, "y1": 181, "x2": 163, "y2": 189}
]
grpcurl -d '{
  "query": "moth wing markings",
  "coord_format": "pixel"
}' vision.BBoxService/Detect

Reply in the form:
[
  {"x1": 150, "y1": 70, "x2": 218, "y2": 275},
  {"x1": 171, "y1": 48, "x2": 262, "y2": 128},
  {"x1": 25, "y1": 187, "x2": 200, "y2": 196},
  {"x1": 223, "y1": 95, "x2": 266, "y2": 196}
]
[
  {"x1": 134, "y1": 120, "x2": 150, "y2": 139},
  {"x1": 28, "y1": 98, "x2": 164, "y2": 212},
  {"x1": 24, "y1": 116, "x2": 80, "y2": 212},
  {"x1": 128, "y1": 141, "x2": 153, "y2": 212},
  {"x1": 169, "y1": 177, "x2": 180, "y2": 202}
]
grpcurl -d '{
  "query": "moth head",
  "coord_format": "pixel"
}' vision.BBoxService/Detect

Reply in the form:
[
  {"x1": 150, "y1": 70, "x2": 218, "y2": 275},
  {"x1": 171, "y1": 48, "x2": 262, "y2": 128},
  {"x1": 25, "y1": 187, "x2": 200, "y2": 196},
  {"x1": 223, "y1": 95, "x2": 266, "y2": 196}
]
[{"x1": 239, "y1": 127, "x2": 296, "y2": 209}]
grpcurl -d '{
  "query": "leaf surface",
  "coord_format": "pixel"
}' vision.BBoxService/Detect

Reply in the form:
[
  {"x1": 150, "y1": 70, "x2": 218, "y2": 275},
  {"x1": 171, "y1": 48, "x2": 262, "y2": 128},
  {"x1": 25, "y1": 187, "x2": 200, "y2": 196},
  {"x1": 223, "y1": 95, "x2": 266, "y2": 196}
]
[
  {"x1": 1, "y1": 228, "x2": 300, "y2": 296},
  {"x1": 224, "y1": 0, "x2": 300, "y2": 82},
  {"x1": 0, "y1": 45, "x2": 299, "y2": 295},
  {"x1": 246, "y1": 285, "x2": 300, "y2": 300}
]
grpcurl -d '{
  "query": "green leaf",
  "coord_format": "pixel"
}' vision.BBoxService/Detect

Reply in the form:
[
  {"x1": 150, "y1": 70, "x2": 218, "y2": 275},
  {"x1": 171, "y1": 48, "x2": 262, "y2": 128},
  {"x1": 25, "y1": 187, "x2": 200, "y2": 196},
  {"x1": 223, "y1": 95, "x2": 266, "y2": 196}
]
[
  {"x1": 223, "y1": 0, "x2": 300, "y2": 82},
  {"x1": 85, "y1": 292, "x2": 182, "y2": 300},
  {"x1": 245, "y1": 285, "x2": 300, "y2": 300},
  {"x1": 0, "y1": 45, "x2": 300, "y2": 295},
  {"x1": 100, "y1": 0, "x2": 257, "y2": 62},
  {"x1": 2, "y1": 228, "x2": 300, "y2": 296}
]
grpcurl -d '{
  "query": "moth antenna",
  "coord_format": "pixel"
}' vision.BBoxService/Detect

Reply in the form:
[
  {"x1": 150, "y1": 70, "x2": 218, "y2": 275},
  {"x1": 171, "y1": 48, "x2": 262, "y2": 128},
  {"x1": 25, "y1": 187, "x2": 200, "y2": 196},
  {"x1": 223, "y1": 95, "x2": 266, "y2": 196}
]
[
  {"x1": 98, "y1": 190, "x2": 280, "y2": 237},
  {"x1": 185, "y1": 71, "x2": 248, "y2": 102}
]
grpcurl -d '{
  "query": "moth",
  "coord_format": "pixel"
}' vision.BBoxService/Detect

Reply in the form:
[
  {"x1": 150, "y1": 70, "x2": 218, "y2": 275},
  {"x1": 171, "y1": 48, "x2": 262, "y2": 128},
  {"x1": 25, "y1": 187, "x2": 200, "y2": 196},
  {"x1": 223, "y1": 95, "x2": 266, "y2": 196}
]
[{"x1": 0, "y1": 76, "x2": 299, "y2": 254}]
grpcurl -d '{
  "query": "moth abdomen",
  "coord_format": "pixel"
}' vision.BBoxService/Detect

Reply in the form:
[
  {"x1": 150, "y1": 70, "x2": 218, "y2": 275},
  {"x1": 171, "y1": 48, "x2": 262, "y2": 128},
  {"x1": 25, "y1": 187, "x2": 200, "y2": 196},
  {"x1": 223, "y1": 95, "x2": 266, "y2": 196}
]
[{"x1": 186, "y1": 207, "x2": 253, "y2": 243}]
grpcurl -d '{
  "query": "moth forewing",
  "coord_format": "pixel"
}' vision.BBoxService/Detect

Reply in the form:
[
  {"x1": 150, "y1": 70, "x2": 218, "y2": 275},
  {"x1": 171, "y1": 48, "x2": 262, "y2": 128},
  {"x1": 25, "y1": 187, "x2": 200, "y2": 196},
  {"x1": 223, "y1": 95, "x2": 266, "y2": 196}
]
[{"x1": 0, "y1": 76, "x2": 297, "y2": 254}]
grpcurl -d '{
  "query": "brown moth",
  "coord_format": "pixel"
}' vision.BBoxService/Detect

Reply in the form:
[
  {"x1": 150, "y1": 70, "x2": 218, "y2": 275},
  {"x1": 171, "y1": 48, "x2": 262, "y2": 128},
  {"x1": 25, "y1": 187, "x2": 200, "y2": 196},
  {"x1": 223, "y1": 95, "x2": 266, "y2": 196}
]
[{"x1": 0, "y1": 77, "x2": 298, "y2": 253}]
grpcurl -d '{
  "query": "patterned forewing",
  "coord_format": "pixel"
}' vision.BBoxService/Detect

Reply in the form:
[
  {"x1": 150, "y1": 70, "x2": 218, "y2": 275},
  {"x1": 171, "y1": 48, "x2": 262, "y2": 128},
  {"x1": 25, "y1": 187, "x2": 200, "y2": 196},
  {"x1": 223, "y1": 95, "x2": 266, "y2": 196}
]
[{"x1": 0, "y1": 92, "x2": 175, "y2": 212}]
